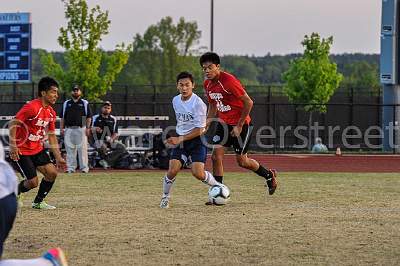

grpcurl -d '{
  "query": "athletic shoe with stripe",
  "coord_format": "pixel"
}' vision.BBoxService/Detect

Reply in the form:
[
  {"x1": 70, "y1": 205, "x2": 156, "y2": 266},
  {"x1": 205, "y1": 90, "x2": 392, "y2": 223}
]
[
  {"x1": 42, "y1": 247, "x2": 68, "y2": 266},
  {"x1": 32, "y1": 201, "x2": 57, "y2": 210}
]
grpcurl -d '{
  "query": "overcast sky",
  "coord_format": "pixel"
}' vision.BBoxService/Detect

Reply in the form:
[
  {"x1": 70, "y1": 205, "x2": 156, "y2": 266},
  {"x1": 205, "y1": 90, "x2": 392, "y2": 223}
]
[{"x1": 2, "y1": 0, "x2": 381, "y2": 55}]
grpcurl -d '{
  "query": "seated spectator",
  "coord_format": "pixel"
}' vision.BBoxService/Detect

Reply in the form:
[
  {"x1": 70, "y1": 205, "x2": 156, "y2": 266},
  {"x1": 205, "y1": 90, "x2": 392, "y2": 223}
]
[
  {"x1": 90, "y1": 101, "x2": 127, "y2": 168},
  {"x1": 311, "y1": 137, "x2": 328, "y2": 153}
]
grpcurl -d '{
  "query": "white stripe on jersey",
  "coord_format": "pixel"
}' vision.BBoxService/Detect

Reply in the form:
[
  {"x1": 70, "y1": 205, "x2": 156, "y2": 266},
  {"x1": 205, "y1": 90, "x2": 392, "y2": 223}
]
[{"x1": 28, "y1": 107, "x2": 43, "y2": 121}]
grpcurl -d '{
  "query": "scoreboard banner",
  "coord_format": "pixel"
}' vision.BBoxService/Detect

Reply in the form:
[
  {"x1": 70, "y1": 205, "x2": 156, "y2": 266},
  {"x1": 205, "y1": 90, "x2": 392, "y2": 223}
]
[{"x1": 0, "y1": 13, "x2": 31, "y2": 82}]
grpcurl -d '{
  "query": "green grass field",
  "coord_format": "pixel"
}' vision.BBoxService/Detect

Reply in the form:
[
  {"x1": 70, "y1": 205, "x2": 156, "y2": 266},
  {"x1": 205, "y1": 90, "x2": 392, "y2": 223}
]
[{"x1": 3, "y1": 171, "x2": 400, "y2": 265}]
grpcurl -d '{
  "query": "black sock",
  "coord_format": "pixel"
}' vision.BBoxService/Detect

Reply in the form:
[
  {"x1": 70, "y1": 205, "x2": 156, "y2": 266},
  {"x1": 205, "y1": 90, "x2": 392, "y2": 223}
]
[
  {"x1": 214, "y1": 176, "x2": 223, "y2": 183},
  {"x1": 254, "y1": 165, "x2": 273, "y2": 181},
  {"x1": 34, "y1": 180, "x2": 54, "y2": 203},
  {"x1": 18, "y1": 180, "x2": 30, "y2": 195}
]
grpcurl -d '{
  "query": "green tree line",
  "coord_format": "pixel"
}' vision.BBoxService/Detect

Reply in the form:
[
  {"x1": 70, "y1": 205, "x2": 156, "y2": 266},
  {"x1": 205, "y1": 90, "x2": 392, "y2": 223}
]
[{"x1": 33, "y1": 49, "x2": 379, "y2": 93}]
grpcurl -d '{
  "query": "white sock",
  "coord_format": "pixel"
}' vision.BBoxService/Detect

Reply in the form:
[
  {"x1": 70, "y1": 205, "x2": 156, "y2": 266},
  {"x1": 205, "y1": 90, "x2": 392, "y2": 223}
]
[
  {"x1": 202, "y1": 171, "x2": 220, "y2": 186},
  {"x1": 162, "y1": 175, "x2": 175, "y2": 198},
  {"x1": 0, "y1": 258, "x2": 52, "y2": 266}
]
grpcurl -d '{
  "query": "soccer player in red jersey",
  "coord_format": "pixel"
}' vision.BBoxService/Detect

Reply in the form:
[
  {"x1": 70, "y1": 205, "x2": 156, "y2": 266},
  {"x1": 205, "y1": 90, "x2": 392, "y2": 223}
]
[
  {"x1": 8, "y1": 77, "x2": 66, "y2": 210},
  {"x1": 200, "y1": 52, "x2": 278, "y2": 195}
]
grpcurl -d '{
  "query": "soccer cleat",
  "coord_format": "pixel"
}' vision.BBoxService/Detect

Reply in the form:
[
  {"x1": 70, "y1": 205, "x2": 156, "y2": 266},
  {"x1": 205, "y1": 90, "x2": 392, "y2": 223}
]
[
  {"x1": 42, "y1": 247, "x2": 68, "y2": 266},
  {"x1": 32, "y1": 201, "x2": 57, "y2": 210},
  {"x1": 160, "y1": 197, "x2": 170, "y2": 209},
  {"x1": 266, "y1": 169, "x2": 278, "y2": 195}
]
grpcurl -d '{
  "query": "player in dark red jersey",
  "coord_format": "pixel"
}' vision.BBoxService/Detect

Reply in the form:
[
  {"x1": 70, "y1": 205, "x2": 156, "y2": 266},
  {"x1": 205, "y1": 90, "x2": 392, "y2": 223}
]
[
  {"x1": 8, "y1": 77, "x2": 66, "y2": 210},
  {"x1": 200, "y1": 52, "x2": 277, "y2": 196}
]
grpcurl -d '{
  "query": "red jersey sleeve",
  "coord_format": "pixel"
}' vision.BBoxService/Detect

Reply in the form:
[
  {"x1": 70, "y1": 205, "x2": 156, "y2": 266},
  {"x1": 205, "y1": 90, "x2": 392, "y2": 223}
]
[
  {"x1": 226, "y1": 75, "x2": 246, "y2": 98},
  {"x1": 15, "y1": 102, "x2": 35, "y2": 122},
  {"x1": 48, "y1": 109, "x2": 56, "y2": 132}
]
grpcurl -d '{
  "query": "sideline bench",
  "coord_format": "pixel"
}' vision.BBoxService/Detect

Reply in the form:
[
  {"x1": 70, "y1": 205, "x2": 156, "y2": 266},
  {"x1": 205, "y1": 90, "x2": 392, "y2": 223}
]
[{"x1": 0, "y1": 116, "x2": 168, "y2": 152}]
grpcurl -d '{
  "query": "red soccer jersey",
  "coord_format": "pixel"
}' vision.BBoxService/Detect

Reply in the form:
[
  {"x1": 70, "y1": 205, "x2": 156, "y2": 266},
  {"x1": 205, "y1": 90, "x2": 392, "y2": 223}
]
[
  {"x1": 14, "y1": 99, "x2": 56, "y2": 155},
  {"x1": 204, "y1": 71, "x2": 251, "y2": 125}
]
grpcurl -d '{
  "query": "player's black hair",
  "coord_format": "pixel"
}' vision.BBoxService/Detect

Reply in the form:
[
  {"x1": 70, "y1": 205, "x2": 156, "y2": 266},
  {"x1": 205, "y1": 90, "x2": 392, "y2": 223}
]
[
  {"x1": 38, "y1": 76, "x2": 59, "y2": 97},
  {"x1": 176, "y1": 71, "x2": 194, "y2": 84},
  {"x1": 199, "y1": 52, "x2": 220, "y2": 66}
]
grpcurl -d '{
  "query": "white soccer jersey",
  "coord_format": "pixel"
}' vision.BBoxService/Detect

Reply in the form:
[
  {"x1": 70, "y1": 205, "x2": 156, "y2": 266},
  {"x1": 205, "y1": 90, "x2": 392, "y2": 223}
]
[{"x1": 173, "y1": 93, "x2": 207, "y2": 136}]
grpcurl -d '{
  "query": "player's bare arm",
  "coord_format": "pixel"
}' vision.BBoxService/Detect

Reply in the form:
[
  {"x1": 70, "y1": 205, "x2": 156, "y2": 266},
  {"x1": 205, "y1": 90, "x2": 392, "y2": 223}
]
[
  {"x1": 8, "y1": 118, "x2": 23, "y2": 161},
  {"x1": 167, "y1": 127, "x2": 205, "y2": 146},
  {"x1": 47, "y1": 132, "x2": 66, "y2": 170},
  {"x1": 231, "y1": 93, "x2": 253, "y2": 137}
]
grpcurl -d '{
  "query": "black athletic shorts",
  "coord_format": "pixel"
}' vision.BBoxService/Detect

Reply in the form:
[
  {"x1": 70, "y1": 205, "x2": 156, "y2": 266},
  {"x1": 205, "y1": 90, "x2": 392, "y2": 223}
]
[
  {"x1": 14, "y1": 149, "x2": 53, "y2": 179},
  {"x1": 211, "y1": 122, "x2": 253, "y2": 155},
  {"x1": 0, "y1": 193, "x2": 17, "y2": 258}
]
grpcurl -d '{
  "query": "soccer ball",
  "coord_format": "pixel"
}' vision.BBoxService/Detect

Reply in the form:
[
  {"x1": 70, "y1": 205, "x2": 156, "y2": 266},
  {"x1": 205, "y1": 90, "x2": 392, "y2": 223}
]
[{"x1": 208, "y1": 184, "x2": 230, "y2": 205}]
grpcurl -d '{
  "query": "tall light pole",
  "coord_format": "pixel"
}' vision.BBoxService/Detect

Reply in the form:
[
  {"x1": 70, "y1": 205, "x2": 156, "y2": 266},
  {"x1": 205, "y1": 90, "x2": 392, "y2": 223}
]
[{"x1": 210, "y1": 0, "x2": 214, "y2": 51}]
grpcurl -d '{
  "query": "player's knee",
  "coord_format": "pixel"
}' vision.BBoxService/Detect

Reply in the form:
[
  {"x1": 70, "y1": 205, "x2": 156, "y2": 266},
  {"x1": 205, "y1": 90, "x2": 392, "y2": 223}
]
[
  {"x1": 26, "y1": 178, "x2": 39, "y2": 189},
  {"x1": 191, "y1": 170, "x2": 205, "y2": 180},
  {"x1": 45, "y1": 171, "x2": 58, "y2": 181}
]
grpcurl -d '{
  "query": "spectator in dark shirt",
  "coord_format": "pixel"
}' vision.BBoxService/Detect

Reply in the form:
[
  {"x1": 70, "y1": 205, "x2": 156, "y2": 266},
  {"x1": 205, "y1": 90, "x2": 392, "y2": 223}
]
[
  {"x1": 91, "y1": 101, "x2": 125, "y2": 168},
  {"x1": 60, "y1": 85, "x2": 92, "y2": 173},
  {"x1": 91, "y1": 101, "x2": 118, "y2": 144}
]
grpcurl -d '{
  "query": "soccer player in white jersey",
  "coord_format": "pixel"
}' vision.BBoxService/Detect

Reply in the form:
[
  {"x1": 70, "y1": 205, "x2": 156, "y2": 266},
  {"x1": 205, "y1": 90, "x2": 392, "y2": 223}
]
[{"x1": 160, "y1": 72, "x2": 227, "y2": 208}]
